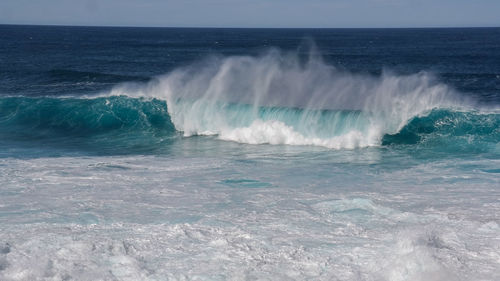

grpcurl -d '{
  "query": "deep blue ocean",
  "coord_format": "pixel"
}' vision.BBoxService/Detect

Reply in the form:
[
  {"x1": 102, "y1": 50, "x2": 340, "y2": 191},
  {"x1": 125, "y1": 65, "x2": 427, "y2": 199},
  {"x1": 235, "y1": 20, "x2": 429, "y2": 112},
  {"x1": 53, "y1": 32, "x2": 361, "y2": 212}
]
[{"x1": 0, "y1": 25, "x2": 499, "y2": 280}]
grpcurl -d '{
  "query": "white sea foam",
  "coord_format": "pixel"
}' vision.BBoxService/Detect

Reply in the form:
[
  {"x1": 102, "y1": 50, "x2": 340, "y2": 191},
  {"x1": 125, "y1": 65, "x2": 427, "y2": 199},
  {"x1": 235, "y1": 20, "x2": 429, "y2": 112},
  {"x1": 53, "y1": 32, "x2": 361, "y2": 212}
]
[
  {"x1": 218, "y1": 119, "x2": 379, "y2": 149},
  {"x1": 1, "y1": 155, "x2": 499, "y2": 280}
]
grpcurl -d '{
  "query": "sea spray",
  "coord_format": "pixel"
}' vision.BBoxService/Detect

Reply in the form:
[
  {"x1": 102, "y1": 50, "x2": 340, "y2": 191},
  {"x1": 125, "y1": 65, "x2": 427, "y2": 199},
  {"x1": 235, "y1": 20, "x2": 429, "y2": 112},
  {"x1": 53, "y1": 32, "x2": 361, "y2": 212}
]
[{"x1": 109, "y1": 48, "x2": 471, "y2": 149}]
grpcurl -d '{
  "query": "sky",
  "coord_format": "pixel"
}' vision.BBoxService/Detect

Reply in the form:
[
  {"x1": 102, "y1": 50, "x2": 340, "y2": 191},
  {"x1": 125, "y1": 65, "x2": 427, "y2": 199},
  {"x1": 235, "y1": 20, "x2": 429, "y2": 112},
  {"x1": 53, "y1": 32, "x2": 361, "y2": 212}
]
[{"x1": 0, "y1": 0, "x2": 499, "y2": 28}]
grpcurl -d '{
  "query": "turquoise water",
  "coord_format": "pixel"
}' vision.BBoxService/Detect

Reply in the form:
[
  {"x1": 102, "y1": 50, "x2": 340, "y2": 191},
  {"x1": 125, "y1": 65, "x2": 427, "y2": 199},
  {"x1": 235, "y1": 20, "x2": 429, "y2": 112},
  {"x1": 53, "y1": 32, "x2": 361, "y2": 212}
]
[{"x1": 1, "y1": 95, "x2": 498, "y2": 155}]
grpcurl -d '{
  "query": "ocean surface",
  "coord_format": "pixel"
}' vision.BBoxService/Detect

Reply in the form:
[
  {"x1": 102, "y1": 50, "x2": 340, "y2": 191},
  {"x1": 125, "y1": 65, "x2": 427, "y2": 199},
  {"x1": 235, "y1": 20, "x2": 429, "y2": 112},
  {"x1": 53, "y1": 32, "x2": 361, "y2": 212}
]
[{"x1": 0, "y1": 25, "x2": 499, "y2": 280}]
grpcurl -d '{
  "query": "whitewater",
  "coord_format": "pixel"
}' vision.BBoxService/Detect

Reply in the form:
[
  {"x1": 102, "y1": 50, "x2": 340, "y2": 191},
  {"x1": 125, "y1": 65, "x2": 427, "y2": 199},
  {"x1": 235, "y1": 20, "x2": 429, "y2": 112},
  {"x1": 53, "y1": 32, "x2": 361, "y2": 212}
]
[{"x1": 0, "y1": 26, "x2": 499, "y2": 281}]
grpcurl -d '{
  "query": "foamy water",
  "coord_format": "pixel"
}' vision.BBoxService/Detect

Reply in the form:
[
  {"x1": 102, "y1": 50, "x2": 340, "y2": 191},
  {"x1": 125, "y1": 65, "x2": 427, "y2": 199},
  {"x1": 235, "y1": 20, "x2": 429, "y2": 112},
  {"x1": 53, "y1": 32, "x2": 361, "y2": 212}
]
[{"x1": 1, "y1": 151, "x2": 499, "y2": 280}]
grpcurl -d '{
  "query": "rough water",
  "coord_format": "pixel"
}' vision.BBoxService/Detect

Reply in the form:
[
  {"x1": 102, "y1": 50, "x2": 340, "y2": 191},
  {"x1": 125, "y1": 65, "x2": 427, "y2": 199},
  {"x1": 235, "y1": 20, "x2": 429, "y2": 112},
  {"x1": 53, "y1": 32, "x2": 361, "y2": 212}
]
[{"x1": 0, "y1": 25, "x2": 499, "y2": 280}]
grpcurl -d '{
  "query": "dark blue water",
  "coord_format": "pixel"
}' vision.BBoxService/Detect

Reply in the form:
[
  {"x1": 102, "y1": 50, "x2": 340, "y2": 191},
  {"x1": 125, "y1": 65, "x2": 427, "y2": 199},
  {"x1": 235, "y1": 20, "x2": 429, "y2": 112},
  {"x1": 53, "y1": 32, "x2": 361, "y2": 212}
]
[{"x1": 1, "y1": 26, "x2": 499, "y2": 99}]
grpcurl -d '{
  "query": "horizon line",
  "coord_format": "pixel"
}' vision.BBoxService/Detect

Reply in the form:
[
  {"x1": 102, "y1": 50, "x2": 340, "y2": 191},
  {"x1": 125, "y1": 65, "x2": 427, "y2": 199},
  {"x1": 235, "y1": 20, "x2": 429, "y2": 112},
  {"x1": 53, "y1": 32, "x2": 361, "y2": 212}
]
[{"x1": 1, "y1": 23, "x2": 499, "y2": 30}]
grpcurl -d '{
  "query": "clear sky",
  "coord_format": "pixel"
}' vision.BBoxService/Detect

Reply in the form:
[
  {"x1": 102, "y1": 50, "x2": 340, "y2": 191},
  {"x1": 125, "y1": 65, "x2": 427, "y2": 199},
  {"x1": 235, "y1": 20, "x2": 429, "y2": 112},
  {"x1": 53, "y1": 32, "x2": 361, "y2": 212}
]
[{"x1": 1, "y1": 0, "x2": 499, "y2": 28}]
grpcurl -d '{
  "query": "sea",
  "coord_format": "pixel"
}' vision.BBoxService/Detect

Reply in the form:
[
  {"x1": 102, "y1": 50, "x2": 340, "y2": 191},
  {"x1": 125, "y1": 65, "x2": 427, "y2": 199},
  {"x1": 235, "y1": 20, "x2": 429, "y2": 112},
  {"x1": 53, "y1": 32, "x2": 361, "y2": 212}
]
[{"x1": 0, "y1": 25, "x2": 499, "y2": 281}]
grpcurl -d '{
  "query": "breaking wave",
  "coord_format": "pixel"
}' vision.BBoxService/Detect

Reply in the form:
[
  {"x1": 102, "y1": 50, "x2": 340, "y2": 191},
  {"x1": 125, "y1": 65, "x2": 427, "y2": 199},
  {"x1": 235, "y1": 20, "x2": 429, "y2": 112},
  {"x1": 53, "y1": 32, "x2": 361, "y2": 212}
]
[{"x1": 1, "y1": 48, "x2": 498, "y2": 152}]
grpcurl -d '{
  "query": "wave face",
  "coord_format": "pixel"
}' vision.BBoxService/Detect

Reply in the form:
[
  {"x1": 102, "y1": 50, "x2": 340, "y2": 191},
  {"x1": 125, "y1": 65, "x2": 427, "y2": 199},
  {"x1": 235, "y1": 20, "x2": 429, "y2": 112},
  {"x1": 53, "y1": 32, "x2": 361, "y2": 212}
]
[
  {"x1": 0, "y1": 96, "x2": 175, "y2": 154},
  {"x1": 383, "y1": 109, "x2": 500, "y2": 152},
  {"x1": 106, "y1": 48, "x2": 499, "y2": 150}
]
